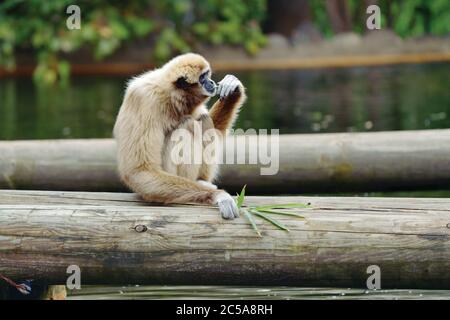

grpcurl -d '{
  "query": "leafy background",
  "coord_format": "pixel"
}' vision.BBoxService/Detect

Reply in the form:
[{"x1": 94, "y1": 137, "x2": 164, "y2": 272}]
[{"x1": 0, "y1": 0, "x2": 449, "y2": 83}]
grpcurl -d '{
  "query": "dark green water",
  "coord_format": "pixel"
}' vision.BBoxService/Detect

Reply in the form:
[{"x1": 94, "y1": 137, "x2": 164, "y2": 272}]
[
  {"x1": 2, "y1": 63, "x2": 450, "y2": 299},
  {"x1": 1, "y1": 62, "x2": 449, "y2": 139}
]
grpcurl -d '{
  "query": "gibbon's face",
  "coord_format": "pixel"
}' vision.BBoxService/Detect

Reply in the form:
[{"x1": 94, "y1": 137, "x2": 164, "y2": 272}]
[
  {"x1": 174, "y1": 69, "x2": 217, "y2": 97},
  {"x1": 167, "y1": 54, "x2": 217, "y2": 112}
]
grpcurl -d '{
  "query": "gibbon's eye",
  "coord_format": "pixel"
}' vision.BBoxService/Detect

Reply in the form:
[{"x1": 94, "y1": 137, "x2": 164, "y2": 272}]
[
  {"x1": 199, "y1": 70, "x2": 210, "y2": 83},
  {"x1": 175, "y1": 76, "x2": 191, "y2": 89}
]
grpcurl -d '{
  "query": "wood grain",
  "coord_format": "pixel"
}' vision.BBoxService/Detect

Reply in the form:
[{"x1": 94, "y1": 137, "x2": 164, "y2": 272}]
[
  {"x1": 1, "y1": 130, "x2": 450, "y2": 193},
  {"x1": 0, "y1": 190, "x2": 449, "y2": 288}
]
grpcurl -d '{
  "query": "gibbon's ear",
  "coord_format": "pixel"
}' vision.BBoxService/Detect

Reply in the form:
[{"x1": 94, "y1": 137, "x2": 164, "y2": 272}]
[{"x1": 175, "y1": 76, "x2": 192, "y2": 90}]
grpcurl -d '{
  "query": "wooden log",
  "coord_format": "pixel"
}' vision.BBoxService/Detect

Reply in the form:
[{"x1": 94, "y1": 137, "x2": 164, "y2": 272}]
[
  {"x1": 1, "y1": 130, "x2": 450, "y2": 193},
  {"x1": 0, "y1": 190, "x2": 450, "y2": 289},
  {"x1": 2, "y1": 53, "x2": 450, "y2": 77}
]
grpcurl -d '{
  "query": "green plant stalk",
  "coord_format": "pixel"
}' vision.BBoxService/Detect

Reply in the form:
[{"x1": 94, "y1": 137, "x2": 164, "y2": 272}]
[
  {"x1": 249, "y1": 209, "x2": 290, "y2": 232},
  {"x1": 255, "y1": 203, "x2": 311, "y2": 210},
  {"x1": 257, "y1": 209, "x2": 305, "y2": 219},
  {"x1": 242, "y1": 208, "x2": 262, "y2": 237}
]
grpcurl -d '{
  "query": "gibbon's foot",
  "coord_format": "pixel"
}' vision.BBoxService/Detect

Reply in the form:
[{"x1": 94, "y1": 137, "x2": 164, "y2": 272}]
[
  {"x1": 217, "y1": 75, "x2": 243, "y2": 99},
  {"x1": 214, "y1": 191, "x2": 240, "y2": 220},
  {"x1": 197, "y1": 180, "x2": 218, "y2": 189}
]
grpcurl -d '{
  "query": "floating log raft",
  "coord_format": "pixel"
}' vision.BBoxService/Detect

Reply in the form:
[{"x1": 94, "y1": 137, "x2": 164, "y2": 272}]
[
  {"x1": 0, "y1": 190, "x2": 449, "y2": 289},
  {"x1": 0, "y1": 129, "x2": 450, "y2": 193}
]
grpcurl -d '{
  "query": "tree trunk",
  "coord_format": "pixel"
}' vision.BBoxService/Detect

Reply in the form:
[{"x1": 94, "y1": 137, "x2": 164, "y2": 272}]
[
  {"x1": 265, "y1": 0, "x2": 320, "y2": 41},
  {"x1": 1, "y1": 130, "x2": 450, "y2": 194},
  {"x1": 326, "y1": 0, "x2": 353, "y2": 33}
]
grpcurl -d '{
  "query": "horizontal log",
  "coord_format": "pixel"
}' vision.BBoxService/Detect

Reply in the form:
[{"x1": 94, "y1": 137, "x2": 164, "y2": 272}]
[
  {"x1": 2, "y1": 53, "x2": 450, "y2": 77},
  {"x1": 1, "y1": 130, "x2": 450, "y2": 193},
  {"x1": 1, "y1": 190, "x2": 450, "y2": 289}
]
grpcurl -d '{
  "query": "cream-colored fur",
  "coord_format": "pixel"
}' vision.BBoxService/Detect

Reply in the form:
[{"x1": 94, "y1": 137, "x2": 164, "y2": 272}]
[{"x1": 113, "y1": 53, "x2": 246, "y2": 219}]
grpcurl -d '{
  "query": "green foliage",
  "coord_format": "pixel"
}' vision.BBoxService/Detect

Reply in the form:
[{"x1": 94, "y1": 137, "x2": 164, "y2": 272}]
[
  {"x1": 309, "y1": 0, "x2": 334, "y2": 38},
  {"x1": 1, "y1": 0, "x2": 447, "y2": 85},
  {"x1": 152, "y1": 0, "x2": 267, "y2": 61},
  {"x1": 0, "y1": 0, "x2": 267, "y2": 83},
  {"x1": 197, "y1": 0, "x2": 267, "y2": 55},
  {"x1": 309, "y1": 0, "x2": 450, "y2": 38},
  {"x1": 388, "y1": 0, "x2": 450, "y2": 37},
  {"x1": 0, "y1": 0, "x2": 157, "y2": 83}
]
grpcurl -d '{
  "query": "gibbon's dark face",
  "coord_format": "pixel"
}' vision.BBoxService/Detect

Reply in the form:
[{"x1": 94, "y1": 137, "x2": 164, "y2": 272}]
[
  {"x1": 175, "y1": 69, "x2": 217, "y2": 98},
  {"x1": 199, "y1": 70, "x2": 217, "y2": 96}
]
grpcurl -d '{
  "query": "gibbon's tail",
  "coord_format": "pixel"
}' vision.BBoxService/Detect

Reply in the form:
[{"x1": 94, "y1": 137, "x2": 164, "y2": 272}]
[{"x1": 123, "y1": 167, "x2": 220, "y2": 205}]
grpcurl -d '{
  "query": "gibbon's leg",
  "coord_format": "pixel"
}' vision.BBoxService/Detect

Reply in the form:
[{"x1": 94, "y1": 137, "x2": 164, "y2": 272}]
[
  {"x1": 164, "y1": 115, "x2": 216, "y2": 183},
  {"x1": 125, "y1": 168, "x2": 238, "y2": 219},
  {"x1": 161, "y1": 116, "x2": 195, "y2": 176},
  {"x1": 168, "y1": 115, "x2": 201, "y2": 180},
  {"x1": 209, "y1": 75, "x2": 246, "y2": 133},
  {"x1": 196, "y1": 113, "x2": 218, "y2": 188},
  {"x1": 128, "y1": 116, "x2": 238, "y2": 219},
  {"x1": 197, "y1": 180, "x2": 218, "y2": 189}
]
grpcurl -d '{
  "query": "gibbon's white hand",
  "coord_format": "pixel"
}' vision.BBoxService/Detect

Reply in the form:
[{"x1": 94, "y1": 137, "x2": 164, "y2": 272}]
[
  {"x1": 215, "y1": 191, "x2": 240, "y2": 219},
  {"x1": 217, "y1": 74, "x2": 243, "y2": 99}
]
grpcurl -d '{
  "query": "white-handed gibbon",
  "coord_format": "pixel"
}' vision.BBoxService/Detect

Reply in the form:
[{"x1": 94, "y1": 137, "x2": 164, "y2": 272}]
[{"x1": 113, "y1": 53, "x2": 246, "y2": 219}]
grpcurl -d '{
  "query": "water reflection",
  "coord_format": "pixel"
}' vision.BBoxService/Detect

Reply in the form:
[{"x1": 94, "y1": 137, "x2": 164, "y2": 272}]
[{"x1": 0, "y1": 62, "x2": 449, "y2": 139}]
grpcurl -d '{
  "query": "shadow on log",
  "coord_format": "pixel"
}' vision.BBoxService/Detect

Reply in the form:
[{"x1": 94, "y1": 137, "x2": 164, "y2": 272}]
[
  {"x1": 0, "y1": 190, "x2": 450, "y2": 289},
  {"x1": 1, "y1": 130, "x2": 450, "y2": 194}
]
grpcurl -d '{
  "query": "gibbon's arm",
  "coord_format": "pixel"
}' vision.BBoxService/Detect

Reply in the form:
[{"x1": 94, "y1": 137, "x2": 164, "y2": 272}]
[
  {"x1": 121, "y1": 132, "x2": 239, "y2": 219},
  {"x1": 209, "y1": 75, "x2": 246, "y2": 133}
]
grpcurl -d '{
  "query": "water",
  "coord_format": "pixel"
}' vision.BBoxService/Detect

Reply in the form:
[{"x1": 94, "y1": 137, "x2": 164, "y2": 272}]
[
  {"x1": 2, "y1": 62, "x2": 450, "y2": 299},
  {"x1": 1, "y1": 62, "x2": 449, "y2": 139}
]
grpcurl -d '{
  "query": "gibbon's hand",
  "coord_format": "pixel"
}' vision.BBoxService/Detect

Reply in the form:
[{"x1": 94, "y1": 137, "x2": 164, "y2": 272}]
[
  {"x1": 215, "y1": 191, "x2": 240, "y2": 220},
  {"x1": 217, "y1": 75, "x2": 243, "y2": 100}
]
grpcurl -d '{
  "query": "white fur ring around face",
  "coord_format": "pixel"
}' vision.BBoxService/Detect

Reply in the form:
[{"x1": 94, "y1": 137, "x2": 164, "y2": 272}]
[{"x1": 217, "y1": 74, "x2": 242, "y2": 99}]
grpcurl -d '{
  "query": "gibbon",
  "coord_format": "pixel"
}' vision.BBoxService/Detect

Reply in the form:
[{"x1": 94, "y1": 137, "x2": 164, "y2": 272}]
[{"x1": 113, "y1": 53, "x2": 246, "y2": 219}]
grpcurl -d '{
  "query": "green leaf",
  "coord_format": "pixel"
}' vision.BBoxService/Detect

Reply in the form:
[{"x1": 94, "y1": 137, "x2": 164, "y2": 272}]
[
  {"x1": 110, "y1": 21, "x2": 130, "y2": 39},
  {"x1": 250, "y1": 210, "x2": 290, "y2": 232},
  {"x1": 258, "y1": 209, "x2": 305, "y2": 219},
  {"x1": 131, "y1": 19, "x2": 154, "y2": 37},
  {"x1": 242, "y1": 209, "x2": 261, "y2": 237},
  {"x1": 255, "y1": 203, "x2": 310, "y2": 210},
  {"x1": 192, "y1": 22, "x2": 209, "y2": 36},
  {"x1": 236, "y1": 184, "x2": 246, "y2": 208},
  {"x1": 57, "y1": 60, "x2": 70, "y2": 80}
]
